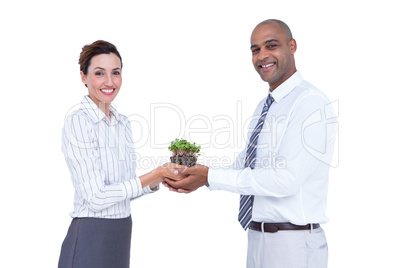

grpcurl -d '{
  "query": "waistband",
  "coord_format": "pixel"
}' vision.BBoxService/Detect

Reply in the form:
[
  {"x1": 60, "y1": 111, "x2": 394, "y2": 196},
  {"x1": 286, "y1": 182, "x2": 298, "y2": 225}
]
[{"x1": 249, "y1": 221, "x2": 320, "y2": 233}]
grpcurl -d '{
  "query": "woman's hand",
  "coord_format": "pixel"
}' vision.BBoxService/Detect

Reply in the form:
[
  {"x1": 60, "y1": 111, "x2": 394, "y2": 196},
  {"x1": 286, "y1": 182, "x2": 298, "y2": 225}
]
[
  {"x1": 147, "y1": 163, "x2": 186, "y2": 190},
  {"x1": 140, "y1": 163, "x2": 185, "y2": 189},
  {"x1": 163, "y1": 164, "x2": 209, "y2": 193},
  {"x1": 156, "y1": 162, "x2": 187, "y2": 180}
]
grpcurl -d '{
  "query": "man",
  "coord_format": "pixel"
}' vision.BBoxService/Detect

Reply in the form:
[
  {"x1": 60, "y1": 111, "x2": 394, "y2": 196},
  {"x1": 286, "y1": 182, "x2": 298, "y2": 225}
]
[{"x1": 164, "y1": 19, "x2": 337, "y2": 268}]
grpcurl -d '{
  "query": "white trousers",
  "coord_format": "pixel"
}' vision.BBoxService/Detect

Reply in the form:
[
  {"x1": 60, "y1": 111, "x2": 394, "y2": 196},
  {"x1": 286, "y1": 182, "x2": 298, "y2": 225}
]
[{"x1": 246, "y1": 227, "x2": 328, "y2": 268}]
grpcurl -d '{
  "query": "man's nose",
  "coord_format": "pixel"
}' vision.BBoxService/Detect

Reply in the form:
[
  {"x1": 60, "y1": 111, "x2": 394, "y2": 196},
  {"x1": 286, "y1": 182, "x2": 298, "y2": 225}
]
[{"x1": 258, "y1": 48, "x2": 270, "y2": 61}]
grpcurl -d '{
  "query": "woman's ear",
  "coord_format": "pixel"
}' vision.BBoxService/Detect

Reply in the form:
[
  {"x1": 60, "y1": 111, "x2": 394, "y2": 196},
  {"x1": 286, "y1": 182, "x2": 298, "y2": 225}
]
[{"x1": 80, "y1": 71, "x2": 88, "y2": 87}]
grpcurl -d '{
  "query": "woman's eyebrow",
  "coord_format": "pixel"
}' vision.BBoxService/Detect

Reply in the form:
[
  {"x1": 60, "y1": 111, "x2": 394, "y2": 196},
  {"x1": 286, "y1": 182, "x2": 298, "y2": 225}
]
[{"x1": 93, "y1": 67, "x2": 121, "y2": 70}]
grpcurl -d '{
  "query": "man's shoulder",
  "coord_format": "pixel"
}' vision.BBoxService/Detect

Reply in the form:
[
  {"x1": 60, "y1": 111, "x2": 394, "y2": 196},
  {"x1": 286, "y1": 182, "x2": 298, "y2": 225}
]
[{"x1": 294, "y1": 79, "x2": 330, "y2": 103}]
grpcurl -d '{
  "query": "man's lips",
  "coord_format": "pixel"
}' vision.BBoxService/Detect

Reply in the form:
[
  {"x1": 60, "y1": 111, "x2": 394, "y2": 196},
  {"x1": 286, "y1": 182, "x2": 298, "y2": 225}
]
[{"x1": 259, "y1": 62, "x2": 275, "y2": 71}]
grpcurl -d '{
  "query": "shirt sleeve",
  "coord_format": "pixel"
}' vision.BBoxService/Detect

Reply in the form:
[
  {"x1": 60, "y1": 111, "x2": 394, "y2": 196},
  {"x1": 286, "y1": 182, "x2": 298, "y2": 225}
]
[
  {"x1": 208, "y1": 93, "x2": 337, "y2": 197},
  {"x1": 121, "y1": 118, "x2": 159, "y2": 201},
  {"x1": 62, "y1": 114, "x2": 150, "y2": 213}
]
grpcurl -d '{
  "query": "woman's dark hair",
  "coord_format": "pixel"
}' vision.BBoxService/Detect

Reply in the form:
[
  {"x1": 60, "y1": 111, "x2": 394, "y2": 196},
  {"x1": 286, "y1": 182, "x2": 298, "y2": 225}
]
[{"x1": 79, "y1": 40, "x2": 123, "y2": 75}]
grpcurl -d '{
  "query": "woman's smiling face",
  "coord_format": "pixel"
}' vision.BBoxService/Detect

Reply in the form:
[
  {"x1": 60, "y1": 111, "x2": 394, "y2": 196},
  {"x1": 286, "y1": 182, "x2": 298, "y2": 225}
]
[{"x1": 80, "y1": 53, "x2": 122, "y2": 107}]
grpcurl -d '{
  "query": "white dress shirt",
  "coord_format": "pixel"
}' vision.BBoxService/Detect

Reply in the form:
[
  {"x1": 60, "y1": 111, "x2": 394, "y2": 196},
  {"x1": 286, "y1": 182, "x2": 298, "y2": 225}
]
[
  {"x1": 62, "y1": 95, "x2": 156, "y2": 219},
  {"x1": 208, "y1": 71, "x2": 337, "y2": 225}
]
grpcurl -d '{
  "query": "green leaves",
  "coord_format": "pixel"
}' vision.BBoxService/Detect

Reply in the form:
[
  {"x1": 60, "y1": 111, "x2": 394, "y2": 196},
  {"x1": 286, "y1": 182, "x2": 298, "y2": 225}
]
[{"x1": 168, "y1": 138, "x2": 201, "y2": 157}]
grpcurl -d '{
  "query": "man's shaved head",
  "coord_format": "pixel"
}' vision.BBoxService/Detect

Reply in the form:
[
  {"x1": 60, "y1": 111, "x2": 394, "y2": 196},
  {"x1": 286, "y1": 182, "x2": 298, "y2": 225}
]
[
  {"x1": 254, "y1": 19, "x2": 293, "y2": 41},
  {"x1": 250, "y1": 19, "x2": 297, "y2": 89}
]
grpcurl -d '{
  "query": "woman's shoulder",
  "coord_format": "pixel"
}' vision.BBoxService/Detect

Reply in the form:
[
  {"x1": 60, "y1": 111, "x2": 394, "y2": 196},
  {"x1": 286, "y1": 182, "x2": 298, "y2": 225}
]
[
  {"x1": 62, "y1": 108, "x2": 97, "y2": 139},
  {"x1": 65, "y1": 108, "x2": 92, "y2": 124},
  {"x1": 115, "y1": 111, "x2": 131, "y2": 125}
]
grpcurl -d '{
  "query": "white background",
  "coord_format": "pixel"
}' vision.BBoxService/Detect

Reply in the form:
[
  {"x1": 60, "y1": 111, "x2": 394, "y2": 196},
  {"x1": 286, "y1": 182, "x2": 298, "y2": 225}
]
[{"x1": 1, "y1": 0, "x2": 401, "y2": 267}]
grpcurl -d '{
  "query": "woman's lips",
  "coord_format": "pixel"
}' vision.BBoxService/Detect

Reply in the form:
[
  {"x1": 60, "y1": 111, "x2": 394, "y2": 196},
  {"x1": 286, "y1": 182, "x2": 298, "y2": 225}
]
[{"x1": 100, "y1": 88, "x2": 115, "y2": 95}]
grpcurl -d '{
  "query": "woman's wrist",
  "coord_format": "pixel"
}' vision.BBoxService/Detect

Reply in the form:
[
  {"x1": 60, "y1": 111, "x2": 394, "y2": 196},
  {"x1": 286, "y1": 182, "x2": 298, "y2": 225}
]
[
  {"x1": 152, "y1": 167, "x2": 165, "y2": 187},
  {"x1": 154, "y1": 166, "x2": 164, "y2": 179}
]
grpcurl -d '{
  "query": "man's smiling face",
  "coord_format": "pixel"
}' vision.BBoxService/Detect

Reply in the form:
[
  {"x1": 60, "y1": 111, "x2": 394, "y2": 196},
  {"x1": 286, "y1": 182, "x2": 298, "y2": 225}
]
[{"x1": 250, "y1": 22, "x2": 297, "y2": 90}]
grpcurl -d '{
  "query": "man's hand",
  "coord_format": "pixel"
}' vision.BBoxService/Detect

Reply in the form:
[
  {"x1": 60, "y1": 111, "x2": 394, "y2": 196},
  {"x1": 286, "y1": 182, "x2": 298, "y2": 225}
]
[{"x1": 163, "y1": 164, "x2": 209, "y2": 193}]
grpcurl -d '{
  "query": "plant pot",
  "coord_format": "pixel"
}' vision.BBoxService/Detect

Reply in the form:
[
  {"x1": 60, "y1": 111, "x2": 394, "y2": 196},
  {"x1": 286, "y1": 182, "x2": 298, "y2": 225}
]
[{"x1": 170, "y1": 156, "x2": 197, "y2": 167}]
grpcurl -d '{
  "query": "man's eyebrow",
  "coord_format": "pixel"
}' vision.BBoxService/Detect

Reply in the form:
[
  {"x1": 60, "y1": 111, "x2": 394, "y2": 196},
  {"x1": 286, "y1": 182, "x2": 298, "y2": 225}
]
[
  {"x1": 263, "y1": 39, "x2": 279, "y2": 46},
  {"x1": 250, "y1": 39, "x2": 280, "y2": 50}
]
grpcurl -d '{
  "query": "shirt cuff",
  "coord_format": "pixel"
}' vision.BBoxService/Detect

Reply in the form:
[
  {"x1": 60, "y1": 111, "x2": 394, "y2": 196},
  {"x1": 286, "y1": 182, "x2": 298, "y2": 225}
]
[
  {"x1": 121, "y1": 177, "x2": 144, "y2": 199},
  {"x1": 207, "y1": 167, "x2": 241, "y2": 193},
  {"x1": 143, "y1": 184, "x2": 159, "y2": 194}
]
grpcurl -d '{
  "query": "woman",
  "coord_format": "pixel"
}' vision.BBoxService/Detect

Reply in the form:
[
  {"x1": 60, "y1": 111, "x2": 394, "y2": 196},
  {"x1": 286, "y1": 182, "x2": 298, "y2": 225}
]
[{"x1": 58, "y1": 40, "x2": 175, "y2": 268}]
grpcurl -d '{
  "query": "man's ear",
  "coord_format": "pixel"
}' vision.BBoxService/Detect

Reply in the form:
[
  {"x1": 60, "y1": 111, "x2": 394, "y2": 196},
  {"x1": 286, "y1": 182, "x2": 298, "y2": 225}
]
[{"x1": 289, "y1": 39, "x2": 297, "y2": 55}]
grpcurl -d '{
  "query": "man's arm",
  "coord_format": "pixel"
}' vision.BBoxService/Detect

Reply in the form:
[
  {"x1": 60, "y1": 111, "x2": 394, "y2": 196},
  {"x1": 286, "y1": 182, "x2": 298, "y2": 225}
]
[
  {"x1": 206, "y1": 93, "x2": 337, "y2": 196},
  {"x1": 164, "y1": 93, "x2": 337, "y2": 196}
]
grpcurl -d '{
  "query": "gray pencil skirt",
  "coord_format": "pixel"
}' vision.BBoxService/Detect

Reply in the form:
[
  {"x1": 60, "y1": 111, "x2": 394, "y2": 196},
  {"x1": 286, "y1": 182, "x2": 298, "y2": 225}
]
[{"x1": 58, "y1": 216, "x2": 132, "y2": 268}]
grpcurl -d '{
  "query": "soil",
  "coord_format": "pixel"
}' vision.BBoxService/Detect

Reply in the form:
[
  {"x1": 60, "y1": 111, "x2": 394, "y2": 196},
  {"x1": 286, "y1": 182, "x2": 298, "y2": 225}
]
[{"x1": 170, "y1": 156, "x2": 197, "y2": 167}]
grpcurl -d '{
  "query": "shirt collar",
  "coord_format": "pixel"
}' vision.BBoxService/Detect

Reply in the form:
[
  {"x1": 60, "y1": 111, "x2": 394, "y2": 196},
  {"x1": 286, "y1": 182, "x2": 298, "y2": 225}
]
[
  {"x1": 80, "y1": 95, "x2": 120, "y2": 124},
  {"x1": 269, "y1": 71, "x2": 303, "y2": 102}
]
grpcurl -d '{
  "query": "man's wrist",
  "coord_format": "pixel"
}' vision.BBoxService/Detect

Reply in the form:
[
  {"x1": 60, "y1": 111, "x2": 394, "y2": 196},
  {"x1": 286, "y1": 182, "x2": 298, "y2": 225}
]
[{"x1": 203, "y1": 166, "x2": 209, "y2": 186}]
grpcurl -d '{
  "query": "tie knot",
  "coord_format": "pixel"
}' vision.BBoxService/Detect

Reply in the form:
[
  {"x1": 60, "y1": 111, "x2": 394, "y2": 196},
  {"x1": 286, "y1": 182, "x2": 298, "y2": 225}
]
[{"x1": 265, "y1": 95, "x2": 274, "y2": 107}]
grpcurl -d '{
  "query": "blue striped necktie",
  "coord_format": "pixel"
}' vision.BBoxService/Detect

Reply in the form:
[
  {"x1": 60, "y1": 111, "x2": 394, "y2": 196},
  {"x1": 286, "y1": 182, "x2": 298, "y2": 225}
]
[{"x1": 238, "y1": 94, "x2": 274, "y2": 230}]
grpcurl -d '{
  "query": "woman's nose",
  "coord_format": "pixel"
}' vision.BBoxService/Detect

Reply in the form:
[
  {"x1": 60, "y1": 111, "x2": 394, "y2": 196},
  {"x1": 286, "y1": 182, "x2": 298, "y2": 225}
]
[{"x1": 105, "y1": 74, "x2": 113, "y2": 86}]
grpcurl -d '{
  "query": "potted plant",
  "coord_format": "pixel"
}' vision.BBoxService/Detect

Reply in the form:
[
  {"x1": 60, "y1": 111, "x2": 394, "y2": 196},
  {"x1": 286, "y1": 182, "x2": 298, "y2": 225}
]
[{"x1": 169, "y1": 138, "x2": 201, "y2": 167}]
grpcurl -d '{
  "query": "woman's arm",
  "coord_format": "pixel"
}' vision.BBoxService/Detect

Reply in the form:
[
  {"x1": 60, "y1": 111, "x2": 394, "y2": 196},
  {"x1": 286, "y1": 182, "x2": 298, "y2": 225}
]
[
  {"x1": 139, "y1": 170, "x2": 163, "y2": 190},
  {"x1": 63, "y1": 114, "x2": 167, "y2": 212}
]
